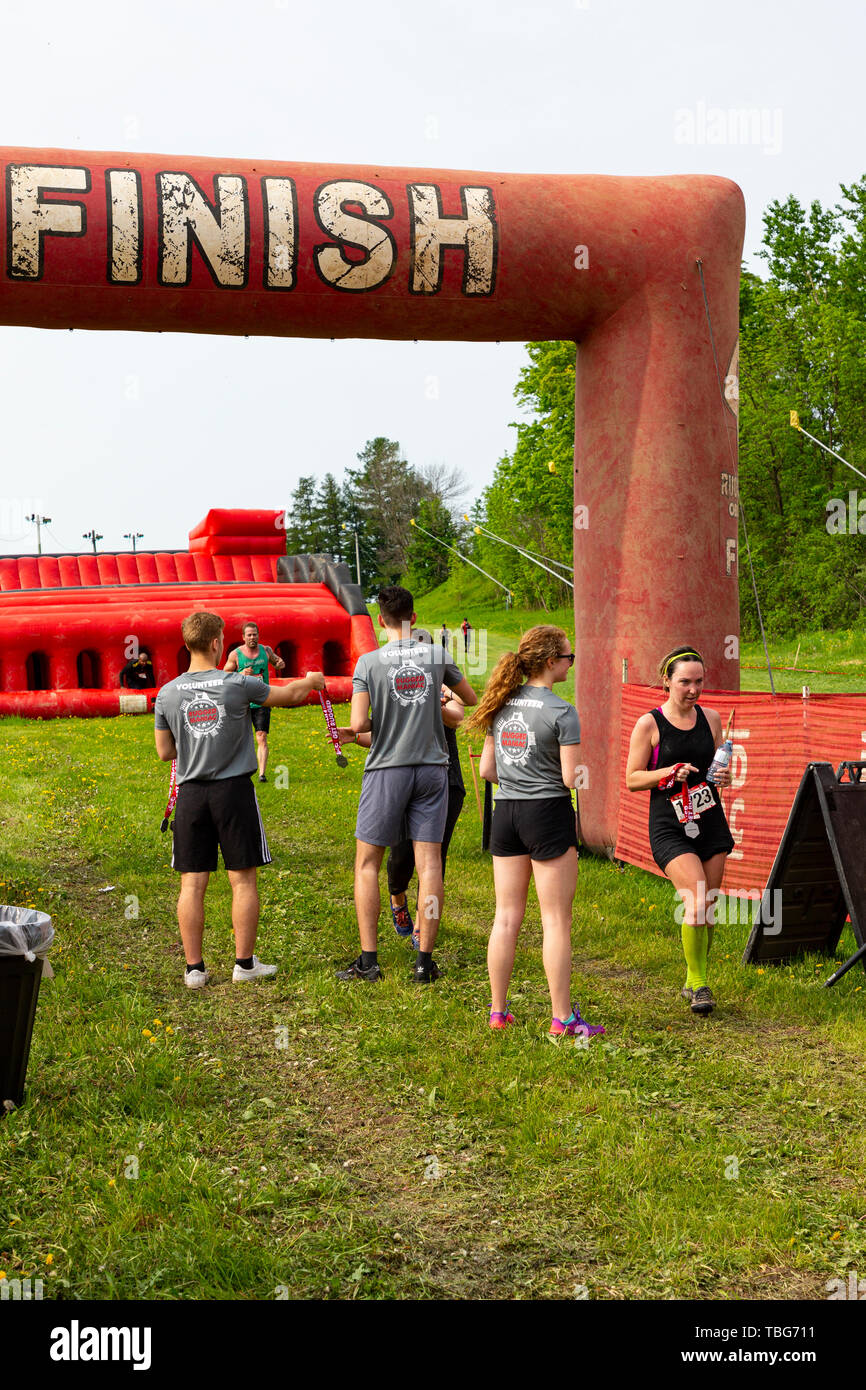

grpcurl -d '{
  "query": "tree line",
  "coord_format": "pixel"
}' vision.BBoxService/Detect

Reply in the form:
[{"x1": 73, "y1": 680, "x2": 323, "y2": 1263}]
[{"x1": 283, "y1": 438, "x2": 465, "y2": 595}]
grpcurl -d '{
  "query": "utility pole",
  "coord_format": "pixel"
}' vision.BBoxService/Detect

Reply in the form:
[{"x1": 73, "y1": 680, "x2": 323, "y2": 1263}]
[
  {"x1": 342, "y1": 522, "x2": 362, "y2": 588},
  {"x1": 26, "y1": 513, "x2": 52, "y2": 554},
  {"x1": 83, "y1": 529, "x2": 103, "y2": 555},
  {"x1": 124, "y1": 532, "x2": 144, "y2": 553}
]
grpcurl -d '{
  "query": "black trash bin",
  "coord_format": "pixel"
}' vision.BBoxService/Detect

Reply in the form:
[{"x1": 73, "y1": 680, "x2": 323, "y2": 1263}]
[{"x1": 0, "y1": 907, "x2": 54, "y2": 1112}]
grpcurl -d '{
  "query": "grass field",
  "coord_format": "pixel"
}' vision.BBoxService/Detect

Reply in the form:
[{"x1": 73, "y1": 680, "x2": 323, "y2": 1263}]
[{"x1": 1, "y1": 602, "x2": 865, "y2": 1300}]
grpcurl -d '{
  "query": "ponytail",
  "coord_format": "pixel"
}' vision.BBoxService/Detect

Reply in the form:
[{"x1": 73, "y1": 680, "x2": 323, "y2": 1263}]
[
  {"x1": 467, "y1": 624, "x2": 571, "y2": 733},
  {"x1": 465, "y1": 651, "x2": 525, "y2": 733}
]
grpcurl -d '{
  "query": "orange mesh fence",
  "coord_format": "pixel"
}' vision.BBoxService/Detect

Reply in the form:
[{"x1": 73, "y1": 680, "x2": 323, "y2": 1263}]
[{"x1": 614, "y1": 685, "x2": 866, "y2": 893}]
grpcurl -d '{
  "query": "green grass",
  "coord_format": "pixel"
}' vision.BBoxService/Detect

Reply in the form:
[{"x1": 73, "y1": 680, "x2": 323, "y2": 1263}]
[
  {"x1": 1, "y1": 675, "x2": 864, "y2": 1300},
  {"x1": 738, "y1": 627, "x2": 866, "y2": 694}
]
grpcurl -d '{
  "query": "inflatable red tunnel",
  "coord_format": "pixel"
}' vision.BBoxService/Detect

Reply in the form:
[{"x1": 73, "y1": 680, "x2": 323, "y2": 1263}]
[{"x1": 0, "y1": 508, "x2": 377, "y2": 716}]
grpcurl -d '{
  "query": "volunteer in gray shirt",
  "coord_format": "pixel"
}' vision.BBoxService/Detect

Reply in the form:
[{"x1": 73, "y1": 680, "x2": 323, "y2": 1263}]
[
  {"x1": 338, "y1": 627, "x2": 468, "y2": 948},
  {"x1": 468, "y1": 625, "x2": 605, "y2": 1042},
  {"x1": 154, "y1": 610, "x2": 324, "y2": 991},
  {"x1": 337, "y1": 586, "x2": 477, "y2": 986}
]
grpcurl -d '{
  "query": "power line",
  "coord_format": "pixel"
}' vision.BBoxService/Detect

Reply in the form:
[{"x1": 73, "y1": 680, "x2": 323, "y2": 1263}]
[
  {"x1": 466, "y1": 517, "x2": 574, "y2": 587},
  {"x1": 789, "y1": 411, "x2": 866, "y2": 484},
  {"x1": 409, "y1": 518, "x2": 513, "y2": 597}
]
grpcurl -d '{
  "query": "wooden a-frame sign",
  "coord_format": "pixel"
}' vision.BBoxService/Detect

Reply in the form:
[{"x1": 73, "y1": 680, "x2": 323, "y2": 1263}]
[{"x1": 742, "y1": 762, "x2": 866, "y2": 977}]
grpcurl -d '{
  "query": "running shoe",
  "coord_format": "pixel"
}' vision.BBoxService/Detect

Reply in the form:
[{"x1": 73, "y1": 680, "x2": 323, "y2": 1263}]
[
  {"x1": 232, "y1": 956, "x2": 278, "y2": 983},
  {"x1": 184, "y1": 967, "x2": 209, "y2": 990},
  {"x1": 549, "y1": 1005, "x2": 605, "y2": 1039},
  {"x1": 258, "y1": 774, "x2": 267, "y2": 783},
  {"x1": 390, "y1": 898, "x2": 414, "y2": 937},
  {"x1": 412, "y1": 959, "x2": 441, "y2": 984},
  {"x1": 489, "y1": 1007, "x2": 516, "y2": 1030},
  {"x1": 681, "y1": 986, "x2": 694, "y2": 1004},
  {"x1": 336, "y1": 956, "x2": 383, "y2": 982},
  {"x1": 410, "y1": 930, "x2": 420, "y2": 951},
  {"x1": 690, "y1": 985, "x2": 716, "y2": 1016}
]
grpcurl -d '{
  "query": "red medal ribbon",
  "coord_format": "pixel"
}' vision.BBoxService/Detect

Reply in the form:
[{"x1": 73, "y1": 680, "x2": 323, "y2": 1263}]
[
  {"x1": 658, "y1": 762, "x2": 695, "y2": 822},
  {"x1": 319, "y1": 686, "x2": 348, "y2": 766},
  {"x1": 160, "y1": 758, "x2": 178, "y2": 833}
]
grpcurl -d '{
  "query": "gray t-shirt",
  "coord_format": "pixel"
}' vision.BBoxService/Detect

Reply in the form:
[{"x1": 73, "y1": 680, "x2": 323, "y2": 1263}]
[
  {"x1": 492, "y1": 684, "x2": 580, "y2": 799},
  {"x1": 353, "y1": 639, "x2": 463, "y2": 772},
  {"x1": 154, "y1": 670, "x2": 270, "y2": 783}
]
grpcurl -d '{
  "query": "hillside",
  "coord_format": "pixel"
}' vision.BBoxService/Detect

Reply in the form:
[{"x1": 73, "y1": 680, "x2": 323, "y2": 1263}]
[{"x1": 378, "y1": 565, "x2": 866, "y2": 697}]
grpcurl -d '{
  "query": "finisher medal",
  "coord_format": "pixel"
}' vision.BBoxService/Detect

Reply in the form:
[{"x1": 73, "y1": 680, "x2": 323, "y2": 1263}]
[{"x1": 659, "y1": 762, "x2": 700, "y2": 838}]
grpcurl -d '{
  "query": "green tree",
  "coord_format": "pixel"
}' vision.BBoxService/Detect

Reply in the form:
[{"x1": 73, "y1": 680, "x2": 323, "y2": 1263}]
[
  {"x1": 314, "y1": 473, "x2": 347, "y2": 562},
  {"x1": 476, "y1": 341, "x2": 575, "y2": 608},
  {"x1": 739, "y1": 181, "x2": 866, "y2": 636},
  {"x1": 284, "y1": 475, "x2": 323, "y2": 554},
  {"x1": 338, "y1": 484, "x2": 376, "y2": 591},
  {"x1": 407, "y1": 495, "x2": 457, "y2": 595},
  {"x1": 345, "y1": 437, "x2": 428, "y2": 587}
]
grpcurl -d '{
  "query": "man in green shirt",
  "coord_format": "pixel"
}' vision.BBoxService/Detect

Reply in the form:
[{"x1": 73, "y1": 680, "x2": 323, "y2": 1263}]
[{"x1": 223, "y1": 621, "x2": 286, "y2": 782}]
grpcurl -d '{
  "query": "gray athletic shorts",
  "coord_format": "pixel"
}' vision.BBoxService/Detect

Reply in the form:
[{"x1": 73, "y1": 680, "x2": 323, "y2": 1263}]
[{"x1": 355, "y1": 765, "x2": 449, "y2": 846}]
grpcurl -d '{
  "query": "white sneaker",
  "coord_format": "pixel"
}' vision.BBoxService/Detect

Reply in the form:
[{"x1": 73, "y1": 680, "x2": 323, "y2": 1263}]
[
  {"x1": 232, "y1": 956, "x2": 278, "y2": 983},
  {"x1": 184, "y1": 967, "x2": 209, "y2": 990}
]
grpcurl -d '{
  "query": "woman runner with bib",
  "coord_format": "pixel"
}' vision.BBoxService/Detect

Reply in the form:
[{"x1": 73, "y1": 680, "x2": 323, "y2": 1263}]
[
  {"x1": 625, "y1": 646, "x2": 734, "y2": 1016},
  {"x1": 468, "y1": 626, "x2": 605, "y2": 1040}
]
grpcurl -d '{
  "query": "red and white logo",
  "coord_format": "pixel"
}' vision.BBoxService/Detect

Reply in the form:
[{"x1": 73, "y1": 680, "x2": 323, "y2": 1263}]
[
  {"x1": 182, "y1": 694, "x2": 224, "y2": 739},
  {"x1": 389, "y1": 661, "x2": 432, "y2": 707},
  {"x1": 497, "y1": 714, "x2": 536, "y2": 766}
]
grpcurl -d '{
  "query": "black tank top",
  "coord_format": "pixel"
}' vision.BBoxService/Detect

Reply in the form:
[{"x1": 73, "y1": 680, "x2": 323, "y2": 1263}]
[
  {"x1": 648, "y1": 704, "x2": 716, "y2": 831},
  {"x1": 649, "y1": 704, "x2": 715, "y2": 790},
  {"x1": 647, "y1": 704, "x2": 734, "y2": 859}
]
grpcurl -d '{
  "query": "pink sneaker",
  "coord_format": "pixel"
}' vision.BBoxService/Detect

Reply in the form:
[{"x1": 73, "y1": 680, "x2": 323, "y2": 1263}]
[
  {"x1": 549, "y1": 1006, "x2": 605, "y2": 1039},
  {"x1": 489, "y1": 1007, "x2": 516, "y2": 1030}
]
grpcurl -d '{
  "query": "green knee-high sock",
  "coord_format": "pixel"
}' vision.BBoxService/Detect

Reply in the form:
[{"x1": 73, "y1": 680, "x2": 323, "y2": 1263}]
[{"x1": 681, "y1": 923, "x2": 709, "y2": 990}]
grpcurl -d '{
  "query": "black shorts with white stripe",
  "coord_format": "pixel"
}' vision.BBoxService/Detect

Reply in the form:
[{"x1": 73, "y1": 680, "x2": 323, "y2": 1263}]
[{"x1": 170, "y1": 773, "x2": 272, "y2": 874}]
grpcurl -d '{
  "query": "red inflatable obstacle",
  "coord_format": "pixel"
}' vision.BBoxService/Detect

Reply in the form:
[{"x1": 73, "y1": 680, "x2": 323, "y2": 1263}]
[
  {"x1": 0, "y1": 509, "x2": 377, "y2": 717},
  {"x1": 0, "y1": 147, "x2": 745, "y2": 847}
]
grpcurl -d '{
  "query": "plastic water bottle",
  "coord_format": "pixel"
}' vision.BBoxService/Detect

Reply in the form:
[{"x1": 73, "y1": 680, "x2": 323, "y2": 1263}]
[{"x1": 706, "y1": 739, "x2": 733, "y2": 784}]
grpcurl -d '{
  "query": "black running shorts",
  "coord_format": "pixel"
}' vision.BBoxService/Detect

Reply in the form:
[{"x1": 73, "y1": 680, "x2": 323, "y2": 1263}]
[
  {"x1": 490, "y1": 796, "x2": 578, "y2": 860},
  {"x1": 171, "y1": 774, "x2": 272, "y2": 873},
  {"x1": 250, "y1": 706, "x2": 271, "y2": 733}
]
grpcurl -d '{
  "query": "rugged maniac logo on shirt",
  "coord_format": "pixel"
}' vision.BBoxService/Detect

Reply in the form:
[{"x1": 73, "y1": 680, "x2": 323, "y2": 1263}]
[
  {"x1": 496, "y1": 712, "x2": 536, "y2": 766},
  {"x1": 181, "y1": 693, "x2": 225, "y2": 739},
  {"x1": 388, "y1": 660, "x2": 433, "y2": 707}
]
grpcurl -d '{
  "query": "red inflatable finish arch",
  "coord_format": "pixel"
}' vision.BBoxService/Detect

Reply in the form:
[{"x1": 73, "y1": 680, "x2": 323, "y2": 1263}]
[{"x1": 0, "y1": 147, "x2": 745, "y2": 851}]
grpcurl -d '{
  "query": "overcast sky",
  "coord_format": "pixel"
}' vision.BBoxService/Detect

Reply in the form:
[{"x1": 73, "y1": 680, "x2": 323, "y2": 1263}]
[{"x1": 0, "y1": 0, "x2": 862, "y2": 555}]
